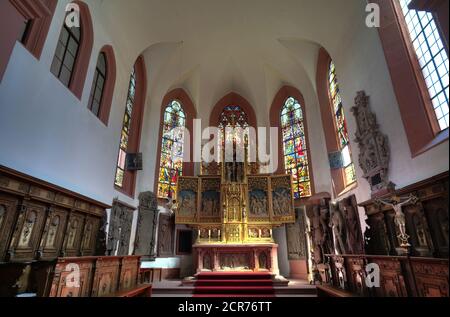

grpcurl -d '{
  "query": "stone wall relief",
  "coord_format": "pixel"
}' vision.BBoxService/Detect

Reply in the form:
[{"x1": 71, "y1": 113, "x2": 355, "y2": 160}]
[
  {"x1": 157, "y1": 213, "x2": 175, "y2": 257},
  {"x1": 107, "y1": 200, "x2": 135, "y2": 256},
  {"x1": 351, "y1": 91, "x2": 395, "y2": 197},
  {"x1": 133, "y1": 191, "x2": 158, "y2": 259}
]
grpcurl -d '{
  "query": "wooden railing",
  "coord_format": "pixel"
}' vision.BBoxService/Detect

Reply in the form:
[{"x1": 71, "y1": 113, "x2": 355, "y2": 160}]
[{"x1": 316, "y1": 254, "x2": 449, "y2": 297}]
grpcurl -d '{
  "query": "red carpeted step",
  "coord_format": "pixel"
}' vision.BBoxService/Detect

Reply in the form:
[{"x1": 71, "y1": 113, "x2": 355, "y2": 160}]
[
  {"x1": 195, "y1": 279, "x2": 273, "y2": 287},
  {"x1": 193, "y1": 294, "x2": 275, "y2": 298},
  {"x1": 196, "y1": 272, "x2": 272, "y2": 280},
  {"x1": 194, "y1": 286, "x2": 275, "y2": 294},
  {"x1": 193, "y1": 272, "x2": 275, "y2": 297}
]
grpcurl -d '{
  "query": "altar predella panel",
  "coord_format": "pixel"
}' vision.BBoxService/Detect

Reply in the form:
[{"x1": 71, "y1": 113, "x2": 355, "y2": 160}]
[{"x1": 175, "y1": 175, "x2": 295, "y2": 224}]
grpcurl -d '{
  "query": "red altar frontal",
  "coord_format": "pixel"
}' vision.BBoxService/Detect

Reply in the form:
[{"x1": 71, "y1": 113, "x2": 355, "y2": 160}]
[{"x1": 193, "y1": 243, "x2": 280, "y2": 275}]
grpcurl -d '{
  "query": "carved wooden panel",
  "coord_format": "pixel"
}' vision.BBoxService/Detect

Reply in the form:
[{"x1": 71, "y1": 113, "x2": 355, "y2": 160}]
[
  {"x1": 80, "y1": 216, "x2": 100, "y2": 256},
  {"x1": 91, "y1": 257, "x2": 120, "y2": 297},
  {"x1": 9, "y1": 201, "x2": 47, "y2": 261},
  {"x1": 410, "y1": 258, "x2": 449, "y2": 297},
  {"x1": 49, "y1": 258, "x2": 95, "y2": 297},
  {"x1": 370, "y1": 257, "x2": 408, "y2": 297},
  {"x1": 119, "y1": 256, "x2": 139, "y2": 291},
  {"x1": 39, "y1": 207, "x2": 68, "y2": 260},
  {"x1": 0, "y1": 193, "x2": 19, "y2": 261},
  {"x1": 63, "y1": 212, "x2": 85, "y2": 257}
]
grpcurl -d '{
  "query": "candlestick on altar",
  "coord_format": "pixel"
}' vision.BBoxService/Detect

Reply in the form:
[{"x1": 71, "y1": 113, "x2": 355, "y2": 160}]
[{"x1": 208, "y1": 229, "x2": 211, "y2": 239}]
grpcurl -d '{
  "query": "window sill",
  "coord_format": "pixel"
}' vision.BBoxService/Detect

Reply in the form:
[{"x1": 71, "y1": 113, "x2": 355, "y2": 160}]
[
  {"x1": 337, "y1": 182, "x2": 358, "y2": 198},
  {"x1": 114, "y1": 185, "x2": 134, "y2": 199},
  {"x1": 412, "y1": 128, "x2": 449, "y2": 158}
]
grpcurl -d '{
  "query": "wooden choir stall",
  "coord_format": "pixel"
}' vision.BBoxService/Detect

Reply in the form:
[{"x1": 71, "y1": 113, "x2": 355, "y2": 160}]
[{"x1": 0, "y1": 165, "x2": 151, "y2": 297}]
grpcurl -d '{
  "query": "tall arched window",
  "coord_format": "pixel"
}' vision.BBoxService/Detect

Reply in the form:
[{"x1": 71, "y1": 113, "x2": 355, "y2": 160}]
[
  {"x1": 328, "y1": 61, "x2": 356, "y2": 186},
  {"x1": 399, "y1": 0, "x2": 449, "y2": 130},
  {"x1": 50, "y1": 21, "x2": 81, "y2": 88},
  {"x1": 114, "y1": 67, "x2": 136, "y2": 189},
  {"x1": 218, "y1": 105, "x2": 250, "y2": 143},
  {"x1": 281, "y1": 97, "x2": 311, "y2": 199},
  {"x1": 114, "y1": 56, "x2": 147, "y2": 197},
  {"x1": 50, "y1": 1, "x2": 93, "y2": 99},
  {"x1": 88, "y1": 45, "x2": 116, "y2": 125},
  {"x1": 88, "y1": 52, "x2": 106, "y2": 117},
  {"x1": 157, "y1": 101, "x2": 186, "y2": 199}
]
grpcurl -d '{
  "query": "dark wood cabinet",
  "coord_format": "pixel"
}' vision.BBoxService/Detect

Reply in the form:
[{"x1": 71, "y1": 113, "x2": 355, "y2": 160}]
[{"x1": 0, "y1": 193, "x2": 19, "y2": 261}]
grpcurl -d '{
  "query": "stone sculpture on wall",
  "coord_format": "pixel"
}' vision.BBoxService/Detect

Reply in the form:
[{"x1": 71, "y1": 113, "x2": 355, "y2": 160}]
[
  {"x1": 107, "y1": 200, "x2": 134, "y2": 256},
  {"x1": 157, "y1": 213, "x2": 175, "y2": 257},
  {"x1": 286, "y1": 207, "x2": 308, "y2": 260},
  {"x1": 351, "y1": 91, "x2": 395, "y2": 197},
  {"x1": 329, "y1": 204, "x2": 347, "y2": 255},
  {"x1": 133, "y1": 191, "x2": 158, "y2": 259}
]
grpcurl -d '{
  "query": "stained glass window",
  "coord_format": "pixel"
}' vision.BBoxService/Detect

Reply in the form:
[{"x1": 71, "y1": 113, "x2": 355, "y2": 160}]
[
  {"x1": 328, "y1": 61, "x2": 356, "y2": 186},
  {"x1": 114, "y1": 67, "x2": 136, "y2": 188},
  {"x1": 217, "y1": 106, "x2": 250, "y2": 161},
  {"x1": 281, "y1": 97, "x2": 311, "y2": 199},
  {"x1": 157, "y1": 101, "x2": 186, "y2": 199},
  {"x1": 400, "y1": 0, "x2": 449, "y2": 130}
]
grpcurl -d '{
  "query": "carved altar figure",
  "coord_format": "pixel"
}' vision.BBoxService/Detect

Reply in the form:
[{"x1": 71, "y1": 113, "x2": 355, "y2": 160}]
[
  {"x1": 319, "y1": 200, "x2": 333, "y2": 256},
  {"x1": 0, "y1": 205, "x2": 5, "y2": 228},
  {"x1": 329, "y1": 204, "x2": 347, "y2": 255},
  {"x1": 258, "y1": 252, "x2": 268, "y2": 269},
  {"x1": 376, "y1": 195, "x2": 418, "y2": 247}
]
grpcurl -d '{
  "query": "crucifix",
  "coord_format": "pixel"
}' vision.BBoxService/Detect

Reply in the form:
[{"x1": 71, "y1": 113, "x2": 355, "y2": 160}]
[{"x1": 376, "y1": 194, "x2": 418, "y2": 247}]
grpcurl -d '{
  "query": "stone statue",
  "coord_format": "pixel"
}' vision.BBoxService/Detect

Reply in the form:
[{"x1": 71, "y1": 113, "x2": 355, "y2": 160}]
[
  {"x1": 376, "y1": 194, "x2": 418, "y2": 247},
  {"x1": 343, "y1": 200, "x2": 359, "y2": 254},
  {"x1": 311, "y1": 206, "x2": 325, "y2": 264},
  {"x1": 329, "y1": 204, "x2": 347, "y2": 255}
]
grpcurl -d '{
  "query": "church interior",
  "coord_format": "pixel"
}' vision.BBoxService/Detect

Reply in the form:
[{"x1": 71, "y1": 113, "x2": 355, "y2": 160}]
[{"x1": 0, "y1": 0, "x2": 448, "y2": 299}]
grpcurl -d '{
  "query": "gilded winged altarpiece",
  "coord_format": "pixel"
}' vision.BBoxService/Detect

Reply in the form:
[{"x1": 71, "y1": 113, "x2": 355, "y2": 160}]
[{"x1": 175, "y1": 132, "x2": 295, "y2": 275}]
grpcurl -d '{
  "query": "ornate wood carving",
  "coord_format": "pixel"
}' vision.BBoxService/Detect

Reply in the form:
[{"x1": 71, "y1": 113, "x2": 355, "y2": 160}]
[
  {"x1": 360, "y1": 172, "x2": 448, "y2": 258},
  {"x1": 369, "y1": 257, "x2": 408, "y2": 297},
  {"x1": 157, "y1": 213, "x2": 175, "y2": 257},
  {"x1": 351, "y1": 91, "x2": 395, "y2": 197},
  {"x1": 134, "y1": 191, "x2": 158, "y2": 259},
  {"x1": 410, "y1": 258, "x2": 449, "y2": 297},
  {"x1": 0, "y1": 166, "x2": 109, "y2": 262},
  {"x1": 91, "y1": 257, "x2": 121, "y2": 297},
  {"x1": 38, "y1": 206, "x2": 68, "y2": 260},
  {"x1": 0, "y1": 194, "x2": 19, "y2": 261}
]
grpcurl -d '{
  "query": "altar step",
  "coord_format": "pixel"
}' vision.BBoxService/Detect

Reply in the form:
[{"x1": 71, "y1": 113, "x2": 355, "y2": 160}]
[
  {"x1": 151, "y1": 278, "x2": 317, "y2": 297},
  {"x1": 193, "y1": 272, "x2": 284, "y2": 297}
]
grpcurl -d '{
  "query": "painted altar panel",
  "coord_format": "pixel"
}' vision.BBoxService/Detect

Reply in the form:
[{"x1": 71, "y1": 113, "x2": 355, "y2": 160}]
[
  {"x1": 270, "y1": 175, "x2": 295, "y2": 223},
  {"x1": 176, "y1": 177, "x2": 199, "y2": 224},
  {"x1": 248, "y1": 176, "x2": 270, "y2": 222},
  {"x1": 199, "y1": 177, "x2": 221, "y2": 223}
]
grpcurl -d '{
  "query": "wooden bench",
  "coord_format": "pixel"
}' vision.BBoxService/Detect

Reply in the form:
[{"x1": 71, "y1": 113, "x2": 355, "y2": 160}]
[{"x1": 316, "y1": 285, "x2": 356, "y2": 297}]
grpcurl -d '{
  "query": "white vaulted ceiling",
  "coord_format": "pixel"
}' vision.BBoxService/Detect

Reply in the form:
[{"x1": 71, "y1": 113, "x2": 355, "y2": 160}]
[{"x1": 90, "y1": 0, "x2": 367, "y2": 123}]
